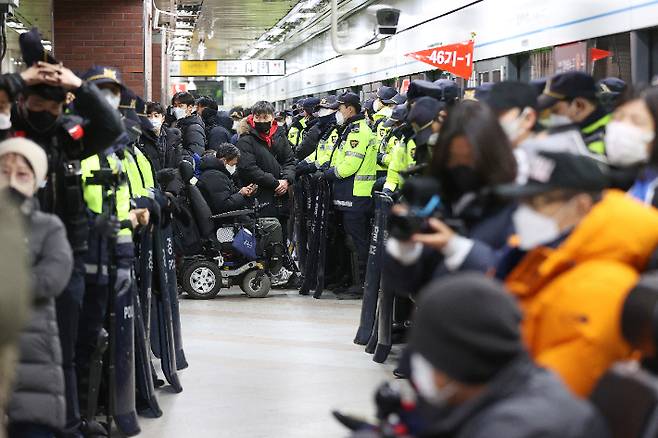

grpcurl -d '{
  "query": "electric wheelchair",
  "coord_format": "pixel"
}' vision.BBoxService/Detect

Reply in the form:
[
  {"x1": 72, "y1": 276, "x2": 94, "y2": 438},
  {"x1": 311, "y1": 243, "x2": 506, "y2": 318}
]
[{"x1": 176, "y1": 161, "x2": 285, "y2": 299}]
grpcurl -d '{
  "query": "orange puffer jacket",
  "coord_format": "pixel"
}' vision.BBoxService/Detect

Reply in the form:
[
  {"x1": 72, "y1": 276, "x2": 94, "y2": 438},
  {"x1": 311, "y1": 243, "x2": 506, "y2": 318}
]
[{"x1": 506, "y1": 190, "x2": 658, "y2": 397}]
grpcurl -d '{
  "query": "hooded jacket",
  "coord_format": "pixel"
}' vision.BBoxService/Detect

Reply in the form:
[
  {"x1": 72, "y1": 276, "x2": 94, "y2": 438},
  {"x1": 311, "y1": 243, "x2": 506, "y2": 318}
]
[
  {"x1": 236, "y1": 116, "x2": 295, "y2": 216},
  {"x1": 8, "y1": 201, "x2": 73, "y2": 430},
  {"x1": 202, "y1": 109, "x2": 233, "y2": 151},
  {"x1": 176, "y1": 114, "x2": 206, "y2": 156},
  {"x1": 505, "y1": 190, "x2": 658, "y2": 397},
  {"x1": 197, "y1": 155, "x2": 249, "y2": 215}
]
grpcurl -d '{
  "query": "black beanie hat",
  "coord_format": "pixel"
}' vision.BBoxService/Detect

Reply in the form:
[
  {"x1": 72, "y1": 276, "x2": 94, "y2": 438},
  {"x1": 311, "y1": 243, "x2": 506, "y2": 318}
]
[{"x1": 408, "y1": 273, "x2": 523, "y2": 384}]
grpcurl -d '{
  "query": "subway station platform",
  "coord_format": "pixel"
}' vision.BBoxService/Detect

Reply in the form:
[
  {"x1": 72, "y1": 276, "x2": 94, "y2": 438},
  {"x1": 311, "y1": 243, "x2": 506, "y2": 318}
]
[{"x1": 140, "y1": 291, "x2": 390, "y2": 438}]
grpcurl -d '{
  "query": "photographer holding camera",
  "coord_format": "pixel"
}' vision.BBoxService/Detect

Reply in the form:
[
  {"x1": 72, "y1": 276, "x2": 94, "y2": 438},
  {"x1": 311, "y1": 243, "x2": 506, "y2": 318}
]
[{"x1": 385, "y1": 100, "x2": 517, "y2": 297}]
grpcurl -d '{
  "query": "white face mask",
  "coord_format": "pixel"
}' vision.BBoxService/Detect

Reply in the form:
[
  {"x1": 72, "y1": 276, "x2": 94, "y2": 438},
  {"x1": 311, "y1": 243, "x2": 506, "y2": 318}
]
[
  {"x1": 373, "y1": 99, "x2": 384, "y2": 112},
  {"x1": 604, "y1": 120, "x2": 653, "y2": 167},
  {"x1": 0, "y1": 112, "x2": 11, "y2": 130},
  {"x1": 277, "y1": 121, "x2": 285, "y2": 127},
  {"x1": 285, "y1": 116, "x2": 293, "y2": 127},
  {"x1": 101, "y1": 89, "x2": 121, "y2": 110},
  {"x1": 232, "y1": 121, "x2": 240, "y2": 131},
  {"x1": 225, "y1": 163, "x2": 237, "y2": 175},
  {"x1": 512, "y1": 204, "x2": 561, "y2": 250},
  {"x1": 149, "y1": 117, "x2": 162, "y2": 131},
  {"x1": 317, "y1": 108, "x2": 335, "y2": 118},
  {"x1": 427, "y1": 132, "x2": 439, "y2": 146},
  {"x1": 541, "y1": 113, "x2": 572, "y2": 129},
  {"x1": 380, "y1": 106, "x2": 393, "y2": 119},
  {"x1": 500, "y1": 107, "x2": 531, "y2": 144},
  {"x1": 335, "y1": 111, "x2": 345, "y2": 126},
  {"x1": 410, "y1": 353, "x2": 457, "y2": 408},
  {"x1": 173, "y1": 106, "x2": 188, "y2": 120}
]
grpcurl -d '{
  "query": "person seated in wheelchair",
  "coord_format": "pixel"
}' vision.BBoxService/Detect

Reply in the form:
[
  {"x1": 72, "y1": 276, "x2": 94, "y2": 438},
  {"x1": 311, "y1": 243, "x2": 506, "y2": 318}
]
[{"x1": 197, "y1": 143, "x2": 292, "y2": 285}]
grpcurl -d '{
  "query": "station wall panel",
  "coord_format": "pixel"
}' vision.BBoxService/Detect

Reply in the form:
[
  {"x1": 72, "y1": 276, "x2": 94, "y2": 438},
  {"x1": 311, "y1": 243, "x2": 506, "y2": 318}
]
[{"x1": 240, "y1": 0, "x2": 658, "y2": 104}]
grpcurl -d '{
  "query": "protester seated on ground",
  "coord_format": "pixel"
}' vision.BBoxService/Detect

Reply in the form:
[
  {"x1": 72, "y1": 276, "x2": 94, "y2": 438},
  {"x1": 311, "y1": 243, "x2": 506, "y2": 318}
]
[
  {"x1": 0, "y1": 138, "x2": 74, "y2": 438},
  {"x1": 347, "y1": 273, "x2": 609, "y2": 438},
  {"x1": 493, "y1": 148, "x2": 658, "y2": 397},
  {"x1": 197, "y1": 142, "x2": 291, "y2": 285},
  {"x1": 603, "y1": 85, "x2": 658, "y2": 206},
  {"x1": 384, "y1": 99, "x2": 517, "y2": 297}
]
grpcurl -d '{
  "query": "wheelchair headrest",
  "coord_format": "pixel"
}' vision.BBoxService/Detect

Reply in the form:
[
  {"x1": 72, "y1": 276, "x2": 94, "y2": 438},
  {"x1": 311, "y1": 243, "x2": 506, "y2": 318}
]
[{"x1": 179, "y1": 160, "x2": 195, "y2": 185}]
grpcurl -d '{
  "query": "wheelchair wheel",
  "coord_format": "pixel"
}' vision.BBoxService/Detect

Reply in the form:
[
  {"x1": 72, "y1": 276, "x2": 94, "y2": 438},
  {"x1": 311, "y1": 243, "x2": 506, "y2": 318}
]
[
  {"x1": 240, "y1": 269, "x2": 271, "y2": 298},
  {"x1": 182, "y1": 260, "x2": 222, "y2": 299}
]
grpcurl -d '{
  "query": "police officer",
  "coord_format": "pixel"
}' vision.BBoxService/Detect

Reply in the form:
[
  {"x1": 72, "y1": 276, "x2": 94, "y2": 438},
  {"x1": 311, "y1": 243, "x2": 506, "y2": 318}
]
[
  {"x1": 382, "y1": 104, "x2": 417, "y2": 193},
  {"x1": 537, "y1": 71, "x2": 611, "y2": 156},
  {"x1": 295, "y1": 95, "x2": 339, "y2": 163},
  {"x1": 288, "y1": 97, "x2": 317, "y2": 149},
  {"x1": 323, "y1": 92, "x2": 377, "y2": 294}
]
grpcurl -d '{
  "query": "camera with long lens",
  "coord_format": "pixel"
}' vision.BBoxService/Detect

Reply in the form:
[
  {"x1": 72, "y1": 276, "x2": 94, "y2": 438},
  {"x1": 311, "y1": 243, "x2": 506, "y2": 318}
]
[
  {"x1": 388, "y1": 176, "x2": 468, "y2": 240},
  {"x1": 387, "y1": 176, "x2": 441, "y2": 241}
]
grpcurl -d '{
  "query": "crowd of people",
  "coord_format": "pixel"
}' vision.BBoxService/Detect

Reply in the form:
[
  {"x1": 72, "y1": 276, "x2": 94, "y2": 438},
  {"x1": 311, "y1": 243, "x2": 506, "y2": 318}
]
[{"x1": 4, "y1": 22, "x2": 658, "y2": 438}]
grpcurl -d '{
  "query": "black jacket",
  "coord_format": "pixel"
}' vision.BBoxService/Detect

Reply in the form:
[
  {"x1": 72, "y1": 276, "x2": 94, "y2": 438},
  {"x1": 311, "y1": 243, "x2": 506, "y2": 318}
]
[
  {"x1": 294, "y1": 116, "x2": 336, "y2": 161},
  {"x1": 176, "y1": 114, "x2": 206, "y2": 156},
  {"x1": 197, "y1": 156, "x2": 249, "y2": 215},
  {"x1": 236, "y1": 125, "x2": 295, "y2": 216}
]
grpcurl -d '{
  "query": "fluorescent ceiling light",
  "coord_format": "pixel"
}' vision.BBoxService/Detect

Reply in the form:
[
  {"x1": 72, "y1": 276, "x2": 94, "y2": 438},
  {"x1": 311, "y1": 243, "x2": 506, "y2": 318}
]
[
  {"x1": 174, "y1": 29, "x2": 193, "y2": 37},
  {"x1": 286, "y1": 12, "x2": 315, "y2": 22},
  {"x1": 267, "y1": 27, "x2": 285, "y2": 37},
  {"x1": 253, "y1": 41, "x2": 273, "y2": 49},
  {"x1": 300, "y1": 0, "x2": 322, "y2": 10}
]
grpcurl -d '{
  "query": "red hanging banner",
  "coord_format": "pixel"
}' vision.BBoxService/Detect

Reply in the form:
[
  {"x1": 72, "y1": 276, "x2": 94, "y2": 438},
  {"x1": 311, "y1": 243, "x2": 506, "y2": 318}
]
[
  {"x1": 406, "y1": 40, "x2": 475, "y2": 80},
  {"x1": 590, "y1": 48, "x2": 612, "y2": 62}
]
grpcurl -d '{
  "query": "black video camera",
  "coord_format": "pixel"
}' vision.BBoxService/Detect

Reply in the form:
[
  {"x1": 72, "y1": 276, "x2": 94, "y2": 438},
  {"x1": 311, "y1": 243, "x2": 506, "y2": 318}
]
[
  {"x1": 387, "y1": 176, "x2": 467, "y2": 240},
  {"x1": 387, "y1": 176, "x2": 441, "y2": 241},
  {"x1": 86, "y1": 168, "x2": 126, "y2": 189}
]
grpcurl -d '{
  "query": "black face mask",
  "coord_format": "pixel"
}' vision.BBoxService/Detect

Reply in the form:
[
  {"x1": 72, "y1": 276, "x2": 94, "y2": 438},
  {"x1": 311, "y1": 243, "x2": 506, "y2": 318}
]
[
  {"x1": 26, "y1": 109, "x2": 59, "y2": 134},
  {"x1": 254, "y1": 121, "x2": 272, "y2": 134},
  {"x1": 444, "y1": 166, "x2": 481, "y2": 198}
]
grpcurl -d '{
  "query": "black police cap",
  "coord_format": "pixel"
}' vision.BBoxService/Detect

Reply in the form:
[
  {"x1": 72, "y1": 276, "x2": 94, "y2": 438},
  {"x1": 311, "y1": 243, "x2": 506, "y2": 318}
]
[
  {"x1": 82, "y1": 65, "x2": 124, "y2": 88},
  {"x1": 337, "y1": 92, "x2": 361, "y2": 110},
  {"x1": 485, "y1": 81, "x2": 538, "y2": 113},
  {"x1": 363, "y1": 98, "x2": 375, "y2": 113},
  {"x1": 407, "y1": 96, "x2": 442, "y2": 146},
  {"x1": 119, "y1": 86, "x2": 137, "y2": 111},
  {"x1": 384, "y1": 104, "x2": 409, "y2": 128},
  {"x1": 319, "y1": 95, "x2": 339, "y2": 110},
  {"x1": 538, "y1": 71, "x2": 597, "y2": 111},
  {"x1": 407, "y1": 80, "x2": 443, "y2": 103},
  {"x1": 473, "y1": 82, "x2": 494, "y2": 101},
  {"x1": 597, "y1": 77, "x2": 626, "y2": 95},
  {"x1": 392, "y1": 93, "x2": 407, "y2": 105},
  {"x1": 377, "y1": 86, "x2": 398, "y2": 104},
  {"x1": 434, "y1": 79, "x2": 460, "y2": 102},
  {"x1": 302, "y1": 97, "x2": 321, "y2": 110},
  {"x1": 19, "y1": 28, "x2": 57, "y2": 67},
  {"x1": 494, "y1": 150, "x2": 610, "y2": 198}
]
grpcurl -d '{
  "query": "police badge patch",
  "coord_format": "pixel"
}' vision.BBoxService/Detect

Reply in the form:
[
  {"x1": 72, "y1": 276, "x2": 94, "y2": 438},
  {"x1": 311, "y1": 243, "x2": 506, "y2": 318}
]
[{"x1": 350, "y1": 140, "x2": 359, "y2": 148}]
